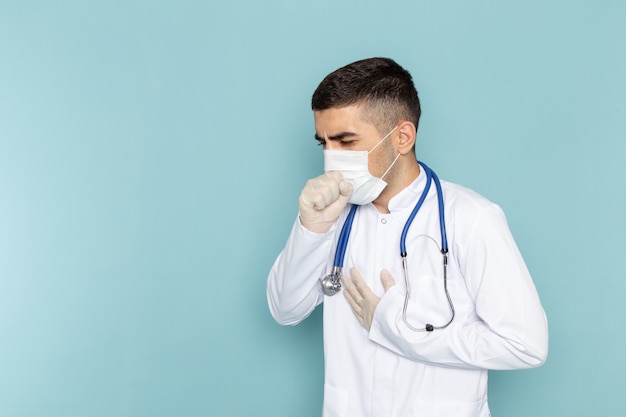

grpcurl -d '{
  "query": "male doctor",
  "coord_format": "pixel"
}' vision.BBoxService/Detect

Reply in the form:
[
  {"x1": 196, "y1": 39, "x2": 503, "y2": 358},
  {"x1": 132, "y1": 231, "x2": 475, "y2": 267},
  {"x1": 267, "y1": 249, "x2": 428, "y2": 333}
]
[{"x1": 267, "y1": 57, "x2": 548, "y2": 417}]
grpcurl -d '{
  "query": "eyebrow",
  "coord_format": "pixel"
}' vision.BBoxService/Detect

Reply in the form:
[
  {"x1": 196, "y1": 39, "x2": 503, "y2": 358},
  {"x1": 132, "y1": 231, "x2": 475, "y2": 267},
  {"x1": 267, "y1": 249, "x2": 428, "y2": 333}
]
[{"x1": 314, "y1": 131, "x2": 358, "y2": 142}]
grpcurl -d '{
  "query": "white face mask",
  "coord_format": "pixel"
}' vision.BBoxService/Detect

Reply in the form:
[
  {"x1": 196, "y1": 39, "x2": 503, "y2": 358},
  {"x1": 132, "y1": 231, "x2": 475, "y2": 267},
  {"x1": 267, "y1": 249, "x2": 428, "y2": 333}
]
[{"x1": 324, "y1": 126, "x2": 400, "y2": 205}]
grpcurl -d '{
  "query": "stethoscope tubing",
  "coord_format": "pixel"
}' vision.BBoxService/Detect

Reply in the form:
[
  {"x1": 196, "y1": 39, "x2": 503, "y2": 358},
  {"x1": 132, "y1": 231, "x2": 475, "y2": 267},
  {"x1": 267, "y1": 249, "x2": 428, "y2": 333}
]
[
  {"x1": 400, "y1": 162, "x2": 448, "y2": 255},
  {"x1": 325, "y1": 161, "x2": 455, "y2": 331},
  {"x1": 333, "y1": 204, "x2": 358, "y2": 268}
]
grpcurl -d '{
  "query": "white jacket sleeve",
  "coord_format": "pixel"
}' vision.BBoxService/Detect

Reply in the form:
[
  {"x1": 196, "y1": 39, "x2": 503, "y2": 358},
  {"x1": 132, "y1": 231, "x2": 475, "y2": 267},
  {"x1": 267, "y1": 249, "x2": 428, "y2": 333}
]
[
  {"x1": 369, "y1": 205, "x2": 549, "y2": 370},
  {"x1": 267, "y1": 217, "x2": 336, "y2": 326}
]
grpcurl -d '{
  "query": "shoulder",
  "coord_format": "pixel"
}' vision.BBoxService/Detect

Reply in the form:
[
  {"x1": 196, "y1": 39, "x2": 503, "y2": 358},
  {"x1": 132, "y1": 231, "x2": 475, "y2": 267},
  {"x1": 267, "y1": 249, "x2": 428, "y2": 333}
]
[
  {"x1": 440, "y1": 179, "x2": 501, "y2": 215},
  {"x1": 439, "y1": 179, "x2": 510, "y2": 241}
]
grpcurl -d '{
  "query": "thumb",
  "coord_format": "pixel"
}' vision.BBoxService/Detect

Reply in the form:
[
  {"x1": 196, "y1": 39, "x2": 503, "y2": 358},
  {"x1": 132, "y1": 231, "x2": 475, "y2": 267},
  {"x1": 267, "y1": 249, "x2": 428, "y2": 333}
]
[
  {"x1": 338, "y1": 179, "x2": 354, "y2": 197},
  {"x1": 326, "y1": 171, "x2": 353, "y2": 198},
  {"x1": 380, "y1": 269, "x2": 396, "y2": 292}
]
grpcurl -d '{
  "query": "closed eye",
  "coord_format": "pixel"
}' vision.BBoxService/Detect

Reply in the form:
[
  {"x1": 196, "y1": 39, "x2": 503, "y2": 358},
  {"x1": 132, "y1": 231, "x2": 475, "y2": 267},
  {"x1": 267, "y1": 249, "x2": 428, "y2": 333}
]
[
  {"x1": 314, "y1": 131, "x2": 359, "y2": 148},
  {"x1": 314, "y1": 134, "x2": 326, "y2": 147}
]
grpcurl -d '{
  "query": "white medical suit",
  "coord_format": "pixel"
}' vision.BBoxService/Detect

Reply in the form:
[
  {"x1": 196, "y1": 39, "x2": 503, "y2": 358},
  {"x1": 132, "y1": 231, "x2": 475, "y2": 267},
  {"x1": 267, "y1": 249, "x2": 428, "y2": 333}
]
[{"x1": 267, "y1": 168, "x2": 549, "y2": 417}]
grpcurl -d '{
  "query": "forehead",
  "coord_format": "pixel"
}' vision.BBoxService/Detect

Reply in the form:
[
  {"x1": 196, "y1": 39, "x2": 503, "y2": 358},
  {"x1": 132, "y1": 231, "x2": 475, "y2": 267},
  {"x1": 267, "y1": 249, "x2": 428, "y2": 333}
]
[{"x1": 313, "y1": 105, "x2": 378, "y2": 137}]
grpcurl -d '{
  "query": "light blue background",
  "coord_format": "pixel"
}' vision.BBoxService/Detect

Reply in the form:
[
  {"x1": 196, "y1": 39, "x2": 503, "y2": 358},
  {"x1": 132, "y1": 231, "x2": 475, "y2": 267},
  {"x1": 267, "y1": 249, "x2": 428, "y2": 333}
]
[{"x1": 1, "y1": 1, "x2": 624, "y2": 416}]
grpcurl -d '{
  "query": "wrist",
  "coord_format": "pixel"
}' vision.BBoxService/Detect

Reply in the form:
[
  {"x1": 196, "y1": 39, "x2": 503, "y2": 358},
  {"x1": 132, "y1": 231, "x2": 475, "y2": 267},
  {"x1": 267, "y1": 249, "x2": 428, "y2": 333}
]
[{"x1": 298, "y1": 215, "x2": 335, "y2": 234}]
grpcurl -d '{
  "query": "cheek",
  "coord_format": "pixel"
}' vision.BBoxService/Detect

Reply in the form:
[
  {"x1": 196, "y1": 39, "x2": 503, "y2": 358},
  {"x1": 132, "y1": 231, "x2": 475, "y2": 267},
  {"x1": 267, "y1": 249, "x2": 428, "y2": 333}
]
[
  {"x1": 366, "y1": 156, "x2": 380, "y2": 176},
  {"x1": 368, "y1": 148, "x2": 396, "y2": 177}
]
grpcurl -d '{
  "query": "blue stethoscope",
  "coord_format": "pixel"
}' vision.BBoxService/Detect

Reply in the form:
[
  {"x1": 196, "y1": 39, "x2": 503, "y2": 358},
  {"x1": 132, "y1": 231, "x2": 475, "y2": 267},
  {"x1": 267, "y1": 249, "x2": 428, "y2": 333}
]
[{"x1": 321, "y1": 161, "x2": 455, "y2": 332}]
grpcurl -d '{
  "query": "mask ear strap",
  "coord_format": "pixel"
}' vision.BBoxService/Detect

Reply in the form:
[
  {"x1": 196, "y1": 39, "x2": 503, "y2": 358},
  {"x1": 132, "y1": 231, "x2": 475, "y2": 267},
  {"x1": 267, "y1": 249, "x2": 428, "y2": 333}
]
[
  {"x1": 368, "y1": 126, "x2": 398, "y2": 154},
  {"x1": 380, "y1": 152, "x2": 401, "y2": 181}
]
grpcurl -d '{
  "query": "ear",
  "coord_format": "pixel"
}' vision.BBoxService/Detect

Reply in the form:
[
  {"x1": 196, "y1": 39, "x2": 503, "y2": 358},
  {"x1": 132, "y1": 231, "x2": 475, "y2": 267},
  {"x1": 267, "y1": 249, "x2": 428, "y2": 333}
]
[{"x1": 396, "y1": 121, "x2": 417, "y2": 155}]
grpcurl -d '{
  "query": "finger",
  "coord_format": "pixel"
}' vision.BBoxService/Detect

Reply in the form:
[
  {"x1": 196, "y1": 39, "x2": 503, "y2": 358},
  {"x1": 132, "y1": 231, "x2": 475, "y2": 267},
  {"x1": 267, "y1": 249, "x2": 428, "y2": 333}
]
[
  {"x1": 338, "y1": 179, "x2": 354, "y2": 197},
  {"x1": 300, "y1": 181, "x2": 325, "y2": 210},
  {"x1": 301, "y1": 174, "x2": 339, "y2": 210},
  {"x1": 342, "y1": 276, "x2": 360, "y2": 301},
  {"x1": 342, "y1": 277, "x2": 364, "y2": 321},
  {"x1": 342, "y1": 286, "x2": 362, "y2": 314},
  {"x1": 310, "y1": 178, "x2": 339, "y2": 209},
  {"x1": 307, "y1": 192, "x2": 326, "y2": 211},
  {"x1": 350, "y1": 268, "x2": 372, "y2": 298},
  {"x1": 380, "y1": 269, "x2": 396, "y2": 292},
  {"x1": 325, "y1": 171, "x2": 353, "y2": 200},
  {"x1": 342, "y1": 274, "x2": 352, "y2": 289},
  {"x1": 325, "y1": 171, "x2": 343, "y2": 183},
  {"x1": 343, "y1": 276, "x2": 365, "y2": 309},
  {"x1": 319, "y1": 175, "x2": 341, "y2": 207}
]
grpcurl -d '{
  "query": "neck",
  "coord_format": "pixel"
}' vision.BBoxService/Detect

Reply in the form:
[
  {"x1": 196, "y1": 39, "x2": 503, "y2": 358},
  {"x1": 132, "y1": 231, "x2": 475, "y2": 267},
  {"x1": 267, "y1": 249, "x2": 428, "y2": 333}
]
[{"x1": 372, "y1": 159, "x2": 421, "y2": 213}]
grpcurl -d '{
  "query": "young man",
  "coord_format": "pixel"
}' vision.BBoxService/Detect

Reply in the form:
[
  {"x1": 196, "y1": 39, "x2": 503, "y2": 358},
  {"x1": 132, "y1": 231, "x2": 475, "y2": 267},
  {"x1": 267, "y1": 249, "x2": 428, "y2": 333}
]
[{"x1": 267, "y1": 57, "x2": 548, "y2": 417}]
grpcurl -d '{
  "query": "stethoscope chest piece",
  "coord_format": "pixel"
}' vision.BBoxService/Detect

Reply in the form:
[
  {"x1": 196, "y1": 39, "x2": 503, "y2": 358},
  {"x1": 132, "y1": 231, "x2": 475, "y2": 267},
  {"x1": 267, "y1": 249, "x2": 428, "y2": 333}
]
[{"x1": 321, "y1": 269, "x2": 342, "y2": 296}]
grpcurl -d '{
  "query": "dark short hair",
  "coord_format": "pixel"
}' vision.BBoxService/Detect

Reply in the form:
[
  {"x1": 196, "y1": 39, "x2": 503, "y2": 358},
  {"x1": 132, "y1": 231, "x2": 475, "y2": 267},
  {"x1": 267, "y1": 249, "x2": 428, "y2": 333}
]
[{"x1": 311, "y1": 57, "x2": 421, "y2": 133}]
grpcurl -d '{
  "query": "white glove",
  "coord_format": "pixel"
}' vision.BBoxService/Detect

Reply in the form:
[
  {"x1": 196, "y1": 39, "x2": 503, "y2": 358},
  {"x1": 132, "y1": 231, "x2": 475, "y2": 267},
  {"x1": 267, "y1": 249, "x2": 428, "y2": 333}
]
[
  {"x1": 298, "y1": 171, "x2": 353, "y2": 234},
  {"x1": 343, "y1": 268, "x2": 396, "y2": 331}
]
